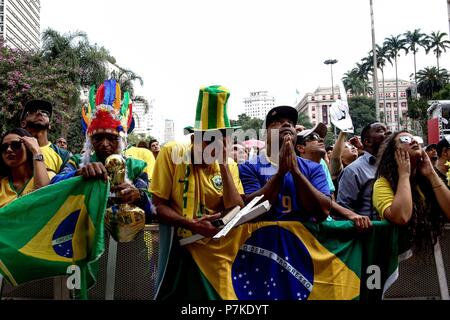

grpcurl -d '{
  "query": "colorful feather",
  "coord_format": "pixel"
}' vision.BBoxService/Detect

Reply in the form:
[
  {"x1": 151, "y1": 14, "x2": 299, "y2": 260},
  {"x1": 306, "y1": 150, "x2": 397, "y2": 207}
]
[
  {"x1": 113, "y1": 82, "x2": 121, "y2": 113},
  {"x1": 95, "y1": 83, "x2": 105, "y2": 106}
]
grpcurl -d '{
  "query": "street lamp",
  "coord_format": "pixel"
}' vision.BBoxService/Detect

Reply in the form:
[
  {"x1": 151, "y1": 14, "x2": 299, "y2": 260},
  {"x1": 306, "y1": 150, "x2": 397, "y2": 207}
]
[
  {"x1": 324, "y1": 59, "x2": 338, "y2": 140},
  {"x1": 324, "y1": 59, "x2": 338, "y2": 99}
]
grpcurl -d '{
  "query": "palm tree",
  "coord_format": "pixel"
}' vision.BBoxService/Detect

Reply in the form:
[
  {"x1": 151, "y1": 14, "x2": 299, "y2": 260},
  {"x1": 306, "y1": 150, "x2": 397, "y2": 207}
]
[
  {"x1": 363, "y1": 45, "x2": 393, "y2": 124},
  {"x1": 404, "y1": 29, "x2": 428, "y2": 96},
  {"x1": 426, "y1": 31, "x2": 450, "y2": 72},
  {"x1": 383, "y1": 34, "x2": 407, "y2": 130},
  {"x1": 342, "y1": 69, "x2": 370, "y2": 96},
  {"x1": 111, "y1": 67, "x2": 143, "y2": 98},
  {"x1": 416, "y1": 66, "x2": 450, "y2": 99},
  {"x1": 41, "y1": 28, "x2": 114, "y2": 87}
]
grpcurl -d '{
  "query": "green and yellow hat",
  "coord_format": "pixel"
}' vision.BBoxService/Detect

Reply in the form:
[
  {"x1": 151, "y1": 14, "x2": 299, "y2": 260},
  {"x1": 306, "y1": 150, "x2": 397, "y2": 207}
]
[{"x1": 184, "y1": 85, "x2": 240, "y2": 134}]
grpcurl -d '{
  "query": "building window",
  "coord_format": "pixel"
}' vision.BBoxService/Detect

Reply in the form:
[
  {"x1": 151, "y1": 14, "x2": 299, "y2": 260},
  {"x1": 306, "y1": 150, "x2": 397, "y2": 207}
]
[
  {"x1": 401, "y1": 102, "x2": 407, "y2": 108},
  {"x1": 322, "y1": 106, "x2": 328, "y2": 124},
  {"x1": 386, "y1": 103, "x2": 391, "y2": 109},
  {"x1": 322, "y1": 96, "x2": 326, "y2": 101},
  {"x1": 312, "y1": 106, "x2": 315, "y2": 111},
  {"x1": 311, "y1": 96, "x2": 315, "y2": 101}
]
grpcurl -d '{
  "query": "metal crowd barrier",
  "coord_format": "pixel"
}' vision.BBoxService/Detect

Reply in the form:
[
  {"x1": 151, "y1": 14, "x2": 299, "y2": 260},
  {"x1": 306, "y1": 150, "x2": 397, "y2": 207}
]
[{"x1": 1, "y1": 224, "x2": 450, "y2": 300}]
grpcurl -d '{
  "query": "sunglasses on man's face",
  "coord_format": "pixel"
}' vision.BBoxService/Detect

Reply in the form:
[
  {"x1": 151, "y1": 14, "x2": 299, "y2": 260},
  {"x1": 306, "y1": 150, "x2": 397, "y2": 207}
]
[
  {"x1": 0, "y1": 140, "x2": 23, "y2": 153},
  {"x1": 27, "y1": 109, "x2": 50, "y2": 117},
  {"x1": 305, "y1": 133, "x2": 321, "y2": 142},
  {"x1": 399, "y1": 136, "x2": 416, "y2": 144}
]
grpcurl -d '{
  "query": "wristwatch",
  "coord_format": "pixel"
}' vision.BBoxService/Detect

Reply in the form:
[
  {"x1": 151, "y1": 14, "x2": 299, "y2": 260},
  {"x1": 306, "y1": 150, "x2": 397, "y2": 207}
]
[{"x1": 33, "y1": 154, "x2": 44, "y2": 161}]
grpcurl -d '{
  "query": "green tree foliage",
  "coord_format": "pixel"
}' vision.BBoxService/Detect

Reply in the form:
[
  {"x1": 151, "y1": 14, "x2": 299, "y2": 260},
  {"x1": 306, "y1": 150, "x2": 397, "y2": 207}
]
[
  {"x1": 41, "y1": 28, "x2": 113, "y2": 87},
  {"x1": 416, "y1": 66, "x2": 449, "y2": 99},
  {"x1": 297, "y1": 111, "x2": 312, "y2": 128},
  {"x1": 426, "y1": 31, "x2": 450, "y2": 71},
  {"x1": 230, "y1": 113, "x2": 264, "y2": 137},
  {"x1": 347, "y1": 96, "x2": 377, "y2": 135},
  {"x1": 1, "y1": 29, "x2": 145, "y2": 153},
  {"x1": 432, "y1": 83, "x2": 450, "y2": 100},
  {"x1": 0, "y1": 45, "x2": 79, "y2": 139},
  {"x1": 406, "y1": 98, "x2": 429, "y2": 141}
]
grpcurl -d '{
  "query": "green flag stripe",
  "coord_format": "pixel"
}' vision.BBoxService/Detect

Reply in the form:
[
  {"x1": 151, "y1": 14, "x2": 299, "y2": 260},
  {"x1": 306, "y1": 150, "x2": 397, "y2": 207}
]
[
  {"x1": 223, "y1": 91, "x2": 230, "y2": 126},
  {"x1": 195, "y1": 89, "x2": 204, "y2": 125},
  {"x1": 208, "y1": 90, "x2": 219, "y2": 130}
]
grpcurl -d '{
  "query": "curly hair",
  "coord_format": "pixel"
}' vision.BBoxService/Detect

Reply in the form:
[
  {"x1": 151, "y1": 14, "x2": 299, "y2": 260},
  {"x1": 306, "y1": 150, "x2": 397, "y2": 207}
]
[
  {"x1": 0, "y1": 128, "x2": 34, "y2": 177},
  {"x1": 375, "y1": 131, "x2": 445, "y2": 255}
]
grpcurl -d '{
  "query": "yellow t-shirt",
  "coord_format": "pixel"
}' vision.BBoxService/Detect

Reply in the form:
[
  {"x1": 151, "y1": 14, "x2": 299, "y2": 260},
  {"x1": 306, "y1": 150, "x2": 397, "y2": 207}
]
[
  {"x1": 41, "y1": 143, "x2": 70, "y2": 174},
  {"x1": 372, "y1": 177, "x2": 395, "y2": 219},
  {"x1": 0, "y1": 172, "x2": 53, "y2": 208},
  {"x1": 150, "y1": 142, "x2": 244, "y2": 238},
  {"x1": 124, "y1": 146, "x2": 155, "y2": 187},
  {"x1": 373, "y1": 177, "x2": 425, "y2": 219}
]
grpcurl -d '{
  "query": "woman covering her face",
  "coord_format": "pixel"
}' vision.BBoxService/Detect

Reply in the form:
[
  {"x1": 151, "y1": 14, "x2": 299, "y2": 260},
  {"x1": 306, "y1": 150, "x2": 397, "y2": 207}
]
[
  {"x1": 372, "y1": 131, "x2": 450, "y2": 253},
  {"x1": 0, "y1": 128, "x2": 51, "y2": 208}
]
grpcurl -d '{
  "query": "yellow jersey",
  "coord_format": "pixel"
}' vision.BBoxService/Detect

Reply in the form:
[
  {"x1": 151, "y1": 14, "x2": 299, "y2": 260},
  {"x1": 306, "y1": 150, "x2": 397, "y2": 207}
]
[
  {"x1": 40, "y1": 143, "x2": 71, "y2": 174},
  {"x1": 124, "y1": 146, "x2": 155, "y2": 187},
  {"x1": 150, "y1": 142, "x2": 244, "y2": 238},
  {"x1": 373, "y1": 177, "x2": 424, "y2": 219}
]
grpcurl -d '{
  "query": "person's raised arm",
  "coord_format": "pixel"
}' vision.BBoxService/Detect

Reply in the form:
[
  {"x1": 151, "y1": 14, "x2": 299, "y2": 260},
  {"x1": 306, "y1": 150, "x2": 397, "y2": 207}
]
[
  {"x1": 383, "y1": 149, "x2": 413, "y2": 225},
  {"x1": 329, "y1": 131, "x2": 346, "y2": 179},
  {"x1": 218, "y1": 138, "x2": 244, "y2": 209},
  {"x1": 21, "y1": 136, "x2": 50, "y2": 189},
  {"x1": 419, "y1": 151, "x2": 450, "y2": 219},
  {"x1": 239, "y1": 136, "x2": 291, "y2": 205},
  {"x1": 288, "y1": 138, "x2": 330, "y2": 221}
]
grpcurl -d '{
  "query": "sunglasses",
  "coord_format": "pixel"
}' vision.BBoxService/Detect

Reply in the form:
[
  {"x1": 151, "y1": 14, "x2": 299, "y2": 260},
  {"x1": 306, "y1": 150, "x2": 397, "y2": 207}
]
[
  {"x1": 305, "y1": 133, "x2": 321, "y2": 141},
  {"x1": 399, "y1": 136, "x2": 416, "y2": 144},
  {"x1": 1, "y1": 140, "x2": 23, "y2": 153},
  {"x1": 27, "y1": 109, "x2": 51, "y2": 117}
]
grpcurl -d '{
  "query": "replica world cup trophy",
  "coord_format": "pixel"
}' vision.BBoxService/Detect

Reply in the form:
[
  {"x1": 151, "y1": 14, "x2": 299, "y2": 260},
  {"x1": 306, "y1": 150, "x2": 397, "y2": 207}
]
[{"x1": 104, "y1": 154, "x2": 145, "y2": 242}]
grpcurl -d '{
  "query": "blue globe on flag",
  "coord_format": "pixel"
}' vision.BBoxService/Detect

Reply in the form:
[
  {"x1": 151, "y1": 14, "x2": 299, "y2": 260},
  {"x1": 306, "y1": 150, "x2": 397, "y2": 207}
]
[{"x1": 231, "y1": 226, "x2": 314, "y2": 300}]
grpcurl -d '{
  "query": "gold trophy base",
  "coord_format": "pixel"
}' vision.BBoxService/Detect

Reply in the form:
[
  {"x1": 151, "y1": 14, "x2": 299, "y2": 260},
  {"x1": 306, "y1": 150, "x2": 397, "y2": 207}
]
[{"x1": 105, "y1": 204, "x2": 146, "y2": 243}]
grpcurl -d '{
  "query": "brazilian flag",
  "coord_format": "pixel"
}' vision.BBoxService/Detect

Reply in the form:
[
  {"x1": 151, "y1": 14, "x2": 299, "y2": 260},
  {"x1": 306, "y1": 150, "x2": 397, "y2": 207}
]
[
  {"x1": 0, "y1": 177, "x2": 108, "y2": 299},
  {"x1": 157, "y1": 220, "x2": 402, "y2": 300}
]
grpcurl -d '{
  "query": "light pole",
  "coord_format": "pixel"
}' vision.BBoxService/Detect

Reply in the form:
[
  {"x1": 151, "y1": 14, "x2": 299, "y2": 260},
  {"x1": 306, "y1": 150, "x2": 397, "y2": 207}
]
[
  {"x1": 324, "y1": 59, "x2": 338, "y2": 141},
  {"x1": 370, "y1": 0, "x2": 380, "y2": 122}
]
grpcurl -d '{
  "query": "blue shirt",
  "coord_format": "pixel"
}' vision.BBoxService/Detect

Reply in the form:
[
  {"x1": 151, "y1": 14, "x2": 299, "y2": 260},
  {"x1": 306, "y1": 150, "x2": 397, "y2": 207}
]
[
  {"x1": 320, "y1": 158, "x2": 335, "y2": 194},
  {"x1": 238, "y1": 154, "x2": 330, "y2": 221}
]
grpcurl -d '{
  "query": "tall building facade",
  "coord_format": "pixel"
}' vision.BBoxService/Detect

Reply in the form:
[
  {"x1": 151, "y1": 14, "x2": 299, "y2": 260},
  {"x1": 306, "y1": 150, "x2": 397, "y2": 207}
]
[
  {"x1": 132, "y1": 98, "x2": 154, "y2": 137},
  {"x1": 295, "y1": 86, "x2": 341, "y2": 127},
  {"x1": 369, "y1": 79, "x2": 410, "y2": 132},
  {"x1": 296, "y1": 80, "x2": 410, "y2": 132},
  {"x1": 243, "y1": 91, "x2": 276, "y2": 120},
  {"x1": 164, "y1": 119, "x2": 175, "y2": 143},
  {"x1": 0, "y1": 0, "x2": 40, "y2": 51}
]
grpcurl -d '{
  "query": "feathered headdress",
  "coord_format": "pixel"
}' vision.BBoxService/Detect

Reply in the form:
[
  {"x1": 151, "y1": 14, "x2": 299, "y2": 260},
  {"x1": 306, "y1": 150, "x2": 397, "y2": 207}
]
[{"x1": 81, "y1": 80, "x2": 133, "y2": 137}]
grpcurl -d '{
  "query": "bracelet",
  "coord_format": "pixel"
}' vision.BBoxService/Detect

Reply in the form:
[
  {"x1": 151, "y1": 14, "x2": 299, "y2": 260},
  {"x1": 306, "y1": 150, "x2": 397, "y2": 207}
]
[{"x1": 432, "y1": 184, "x2": 443, "y2": 189}]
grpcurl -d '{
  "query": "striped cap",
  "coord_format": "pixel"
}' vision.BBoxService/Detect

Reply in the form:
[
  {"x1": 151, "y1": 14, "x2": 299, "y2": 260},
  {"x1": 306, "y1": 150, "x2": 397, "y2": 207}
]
[{"x1": 184, "y1": 85, "x2": 239, "y2": 134}]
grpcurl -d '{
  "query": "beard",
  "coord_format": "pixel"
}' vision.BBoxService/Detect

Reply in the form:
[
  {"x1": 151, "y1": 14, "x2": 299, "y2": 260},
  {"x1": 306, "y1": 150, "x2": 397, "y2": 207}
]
[{"x1": 25, "y1": 121, "x2": 50, "y2": 130}]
